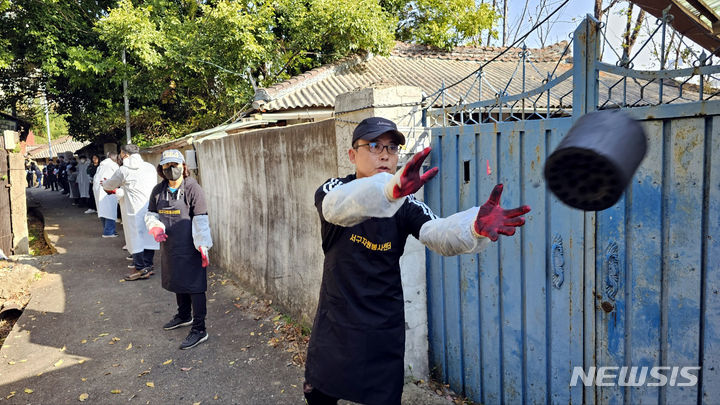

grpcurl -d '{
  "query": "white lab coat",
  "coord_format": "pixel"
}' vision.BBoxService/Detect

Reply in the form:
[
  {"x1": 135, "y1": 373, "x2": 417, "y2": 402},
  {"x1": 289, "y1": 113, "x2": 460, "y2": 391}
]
[
  {"x1": 77, "y1": 161, "x2": 91, "y2": 198},
  {"x1": 103, "y1": 154, "x2": 159, "y2": 254},
  {"x1": 93, "y1": 158, "x2": 119, "y2": 220}
]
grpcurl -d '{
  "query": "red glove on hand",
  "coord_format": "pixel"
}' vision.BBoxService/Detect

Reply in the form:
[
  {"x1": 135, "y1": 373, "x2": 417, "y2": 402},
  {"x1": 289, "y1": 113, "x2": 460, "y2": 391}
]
[
  {"x1": 149, "y1": 227, "x2": 167, "y2": 242},
  {"x1": 199, "y1": 246, "x2": 209, "y2": 268},
  {"x1": 385, "y1": 147, "x2": 439, "y2": 200},
  {"x1": 473, "y1": 184, "x2": 531, "y2": 241},
  {"x1": 105, "y1": 189, "x2": 116, "y2": 195}
]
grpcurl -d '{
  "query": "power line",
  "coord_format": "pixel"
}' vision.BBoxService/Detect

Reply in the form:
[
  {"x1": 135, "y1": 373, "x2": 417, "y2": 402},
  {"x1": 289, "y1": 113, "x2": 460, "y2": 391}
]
[{"x1": 423, "y1": 0, "x2": 571, "y2": 104}]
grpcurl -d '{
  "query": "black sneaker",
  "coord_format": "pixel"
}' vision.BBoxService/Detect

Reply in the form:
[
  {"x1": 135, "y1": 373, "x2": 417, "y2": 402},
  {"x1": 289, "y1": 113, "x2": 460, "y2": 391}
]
[
  {"x1": 163, "y1": 316, "x2": 193, "y2": 330},
  {"x1": 179, "y1": 329, "x2": 208, "y2": 350}
]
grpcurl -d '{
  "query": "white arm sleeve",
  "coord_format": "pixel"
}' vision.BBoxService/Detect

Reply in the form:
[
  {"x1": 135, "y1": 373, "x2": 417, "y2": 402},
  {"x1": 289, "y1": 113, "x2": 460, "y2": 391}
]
[
  {"x1": 144, "y1": 211, "x2": 165, "y2": 232},
  {"x1": 321, "y1": 172, "x2": 405, "y2": 227},
  {"x1": 419, "y1": 207, "x2": 490, "y2": 256},
  {"x1": 102, "y1": 168, "x2": 124, "y2": 190},
  {"x1": 192, "y1": 215, "x2": 213, "y2": 250}
]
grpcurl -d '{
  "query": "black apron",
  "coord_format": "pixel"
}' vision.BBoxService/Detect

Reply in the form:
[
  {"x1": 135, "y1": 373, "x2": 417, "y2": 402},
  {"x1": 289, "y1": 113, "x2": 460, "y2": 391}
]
[
  {"x1": 156, "y1": 181, "x2": 206, "y2": 293},
  {"x1": 306, "y1": 215, "x2": 409, "y2": 405}
]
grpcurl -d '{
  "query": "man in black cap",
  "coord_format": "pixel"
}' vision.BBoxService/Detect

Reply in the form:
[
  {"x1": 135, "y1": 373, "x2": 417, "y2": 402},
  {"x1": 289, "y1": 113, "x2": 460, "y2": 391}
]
[{"x1": 304, "y1": 117, "x2": 531, "y2": 405}]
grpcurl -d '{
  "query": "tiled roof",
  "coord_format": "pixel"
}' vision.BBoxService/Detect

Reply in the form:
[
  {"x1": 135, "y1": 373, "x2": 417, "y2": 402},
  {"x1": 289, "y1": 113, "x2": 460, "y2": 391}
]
[
  {"x1": 27, "y1": 136, "x2": 90, "y2": 159},
  {"x1": 253, "y1": 39, "x2": 703, "y2": 113},
  {"x1": 253, "y1": 41, "x2": 573, "y2": 112}
]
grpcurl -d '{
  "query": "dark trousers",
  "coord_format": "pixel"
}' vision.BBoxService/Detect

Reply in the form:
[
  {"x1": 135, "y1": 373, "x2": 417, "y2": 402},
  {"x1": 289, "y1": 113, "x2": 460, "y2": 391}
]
[
  {"x1": 132, "y1": 249, "x2": 155, "y2": 270},
  {"x1": 303, "y1": 383, "x2": 339, "y2": 405},
  {"x1": 176, "y1": 292, "x2": 206, "y2": 332},
  {"x1": 88, "y1": 186, "x2": 96, "y2": 210}
]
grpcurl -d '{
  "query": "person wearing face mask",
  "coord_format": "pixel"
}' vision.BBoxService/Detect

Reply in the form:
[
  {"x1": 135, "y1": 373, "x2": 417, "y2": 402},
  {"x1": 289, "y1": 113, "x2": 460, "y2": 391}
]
[
  {"x1": 144, "y1": 149, "x2": 212, "y2": 350},
  {"x1": 102, "y1": 144, "x2": 159, "y2": 280},
  {"x1": 304, "y1": 117, "x2": 531, "y2": 405},
  {"x1": 76, "y1": 155, "x2": 91, "y2": 209}
]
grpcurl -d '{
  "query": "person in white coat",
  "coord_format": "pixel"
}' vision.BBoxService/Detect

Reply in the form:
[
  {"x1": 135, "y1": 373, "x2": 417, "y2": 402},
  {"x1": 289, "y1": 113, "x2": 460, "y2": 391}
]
[
  {"x1": 76, "y1": 155, "x2": 91, "y2": 208},
  {"x1": 93, "y1": 152, "x2": 120, "y2": 238},
  {"x1": 102, "y1": 144, "x2": 159, "y2": 280}
]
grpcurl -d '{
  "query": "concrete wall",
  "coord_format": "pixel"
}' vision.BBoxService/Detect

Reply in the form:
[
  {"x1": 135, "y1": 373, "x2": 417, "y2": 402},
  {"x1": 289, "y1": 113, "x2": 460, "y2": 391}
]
[
  {"x1": 192, "y1": 120, "x2": 337, "y2": 325},
  {"x1": 9, "y1": 153, "x2": 28, "y2": 254}
]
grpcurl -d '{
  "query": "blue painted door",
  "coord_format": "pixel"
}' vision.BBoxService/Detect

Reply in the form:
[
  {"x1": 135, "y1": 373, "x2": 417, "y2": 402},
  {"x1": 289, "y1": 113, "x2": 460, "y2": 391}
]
[
  {"x1": 593, "y1": 112, "x2": 720, "y2": 405},
  {"x1": 425, "y1": 117, "x2": 586, "y2": 404}
]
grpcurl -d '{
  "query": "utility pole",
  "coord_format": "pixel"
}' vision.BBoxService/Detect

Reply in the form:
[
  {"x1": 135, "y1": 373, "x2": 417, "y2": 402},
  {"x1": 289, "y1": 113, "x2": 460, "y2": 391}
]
[
  {"x1": 503, "y1": 0, "x2": 508, "y2": 46},
  {"x1": 44, "y1": 92, "x2": 53, "y2": 159},
  {"x1": 122, "y1": 48, "x2": 131, "y2": 144}
]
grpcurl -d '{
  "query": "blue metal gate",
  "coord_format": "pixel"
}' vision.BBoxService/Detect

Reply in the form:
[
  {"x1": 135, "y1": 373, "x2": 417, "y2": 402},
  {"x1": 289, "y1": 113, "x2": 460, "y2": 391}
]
[{"x1": 424, "y1": 15, "x2": 720, "y2": 404}]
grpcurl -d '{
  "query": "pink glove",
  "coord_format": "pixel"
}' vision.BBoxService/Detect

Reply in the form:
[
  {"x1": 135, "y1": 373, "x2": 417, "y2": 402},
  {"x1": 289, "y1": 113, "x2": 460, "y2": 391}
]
[
  {"x1": 385, "y1": 147, "x2": 439, "y2": 200},
  {"x1": 149, "y1": 227, "x2": 167, "y2": 242},
  {"x1": 473, "y1": 184, "x2": 531, "y2": 241},
  {"x1": 199, "y1": 246, "x2": 209, "y2": 267}
]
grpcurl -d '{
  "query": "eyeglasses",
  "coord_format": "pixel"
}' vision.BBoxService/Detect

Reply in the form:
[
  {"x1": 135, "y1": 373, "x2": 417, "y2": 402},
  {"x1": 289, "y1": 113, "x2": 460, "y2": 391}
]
[{"x1": 354, "y1": 142, "x2": 400, "y2": 155}]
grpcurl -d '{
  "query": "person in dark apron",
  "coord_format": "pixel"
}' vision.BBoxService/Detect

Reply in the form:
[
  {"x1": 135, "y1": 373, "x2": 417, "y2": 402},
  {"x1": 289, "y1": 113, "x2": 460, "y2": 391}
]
[
  {"x1": 305, "y1": 117, "x2": 531, "y2": 405},
  {"x1": 144, "y1": 149, "x2": 213, "y2": 350}
]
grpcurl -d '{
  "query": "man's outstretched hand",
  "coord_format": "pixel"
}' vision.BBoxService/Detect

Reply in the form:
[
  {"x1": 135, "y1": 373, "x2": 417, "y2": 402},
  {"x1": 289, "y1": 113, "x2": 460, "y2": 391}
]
[
  {"x1": 385, "y1": 147, "x2": 439, "y2": 200},
  {"x1": 473, "y1": 184, "x2": 531, "y2": 241}
]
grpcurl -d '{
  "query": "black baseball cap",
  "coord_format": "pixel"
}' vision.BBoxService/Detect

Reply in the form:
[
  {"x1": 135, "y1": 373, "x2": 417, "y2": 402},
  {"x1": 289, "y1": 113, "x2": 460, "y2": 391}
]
[{"x1": 352, "y1": 117, "x2": 406, "y2": 145}]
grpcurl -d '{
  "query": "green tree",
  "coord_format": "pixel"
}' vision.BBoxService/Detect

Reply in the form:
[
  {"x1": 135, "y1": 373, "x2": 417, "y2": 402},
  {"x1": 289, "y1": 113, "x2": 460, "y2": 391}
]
[
  {"x1": 0, "y1": 0, "x2": 498, "y2": 146},
  {"x1": 394, "y1": 0, "x2": 498, "y2": 49}
]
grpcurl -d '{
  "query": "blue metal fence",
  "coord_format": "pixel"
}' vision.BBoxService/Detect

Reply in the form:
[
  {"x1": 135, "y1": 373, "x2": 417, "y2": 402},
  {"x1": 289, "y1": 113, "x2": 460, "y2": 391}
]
[{"x1": 425, "y1": 15, "x2": 720, "y2": 405}]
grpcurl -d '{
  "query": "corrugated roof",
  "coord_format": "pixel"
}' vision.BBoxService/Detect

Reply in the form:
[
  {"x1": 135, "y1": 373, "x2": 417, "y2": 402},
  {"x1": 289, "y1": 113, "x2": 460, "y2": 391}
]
[
  {"x1": 254, "y1": 41, "x2": 574, "y2": 112},
  {"x1": 254, "y1": 44, "x2": 702, "y2": 114},
  {"x1": 27, "y1": 137, "x2": 90, "y2": 159}
]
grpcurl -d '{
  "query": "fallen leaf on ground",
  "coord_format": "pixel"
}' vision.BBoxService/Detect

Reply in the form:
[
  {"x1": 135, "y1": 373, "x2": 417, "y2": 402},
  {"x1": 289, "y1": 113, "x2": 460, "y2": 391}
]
[
  {"x1": 111, "y1": 337, "x2": 120, "y2": 341},
  {"x1": 126, "y1": 343, "x2": 132, "y2": 350},
  {"x1": 162, "y1": 359, "x2": 172, "y2": 365},
  {"x1": 80, "y1": 339, "x2": 87, "y2": 344},
  {"x1": 6, "y1": 391, "x2": 15, "y2": 399},
  {"x1": 98, "y1": 333, "x2": 109, "y2": 337},
  {"x1": 81, "y1": 378, "x2": 87, "y2": 382},
  {"x1": 78, "y1": 393, "x2": 89, "y2": 401},
  {"x1": 60, "y1": 346, "x2": 66, "y2": 352},
  {"x1": 192, "y1": 402, "x2": 201, "y2": 405},
  {"x1": 213, "y1": 394, "x2": 219, "y2": 400},
  {"x1": 112, "y1": 364, "x2": 120, "y2": 367},
  {"x1": 7, "y1": 361, "x2": 15, "y2": 365},
  {"x1": 119, "y1": 279, "x2": 125, "y2": 283},
  {"x1": 138, "y1": 370, "x2": 150, "y2": 377},
  {"x1": 78, "y1": 359, "x2": 86, "y2": 364},
  {"x1": 19, "y1": 359, "x2": 27, "y2": 363},
  {"x1": 54, "y1": 359, "x2": 63, "y2": 367},
  {"x1": 24, "y1": 388, "x2": 33, "y2": 394},
  {"x1": 180, "y1": 367, "x2": 192, "y2": 371},
  {"x1": 110, "y1": 389, "x2": 121, "y2": 394},
  {"x1": 145, "y1": 382, "x2": 154, "y2": 388}
]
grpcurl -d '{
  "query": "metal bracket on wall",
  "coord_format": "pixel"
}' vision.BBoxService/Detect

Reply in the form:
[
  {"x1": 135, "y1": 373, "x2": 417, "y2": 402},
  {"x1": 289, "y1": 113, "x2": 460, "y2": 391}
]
[
  {"x1": 601, "y1": 241, "x2": 620, "y2": 312},
  {"x1": 551, "y1": 233, "x2": 565, "y2": 289}
]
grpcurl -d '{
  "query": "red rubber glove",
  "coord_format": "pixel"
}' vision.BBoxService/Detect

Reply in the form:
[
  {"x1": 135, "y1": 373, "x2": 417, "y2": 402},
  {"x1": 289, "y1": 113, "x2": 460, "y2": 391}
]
[
  {"x1": 199, "y1": 246, "x2": 209, "y2": 267},
  {"x1": 149, "y1": 227, "x2": 167, "y2": 242},
  {"x1": 104, "y1": 188, "x2": 116, "y2": 195},
  {"x1": 385, "y1": 147, "x2": 439, "y2": 200},
  {"x1": 473, "y1": 184, "x2": 531, "y2": 241}
]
